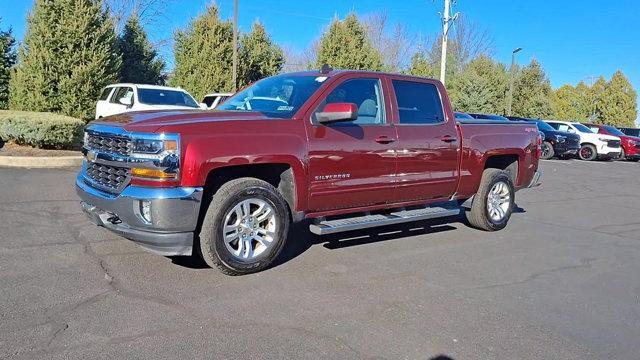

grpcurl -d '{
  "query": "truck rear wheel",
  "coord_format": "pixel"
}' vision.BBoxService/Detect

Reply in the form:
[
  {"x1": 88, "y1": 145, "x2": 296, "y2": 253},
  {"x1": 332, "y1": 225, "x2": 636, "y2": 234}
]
[
  {"x1": 466, "y1": 168, "x2": 515, "y2": 231},
  {"x1": 199, "y1": 178, "x2": 290, "y2": 275}
]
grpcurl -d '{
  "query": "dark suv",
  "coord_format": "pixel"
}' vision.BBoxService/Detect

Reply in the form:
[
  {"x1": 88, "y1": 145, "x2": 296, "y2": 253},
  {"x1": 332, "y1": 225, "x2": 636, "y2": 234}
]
[{"x1": 506, "y1": 116, "x2": 580, "y2": 159}]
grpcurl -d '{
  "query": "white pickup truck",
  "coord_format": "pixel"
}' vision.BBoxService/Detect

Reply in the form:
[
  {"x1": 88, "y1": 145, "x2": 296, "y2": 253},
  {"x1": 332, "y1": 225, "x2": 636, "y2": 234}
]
[{"x1": 95, "y1": 84, "x2": 202, "y2": 119}]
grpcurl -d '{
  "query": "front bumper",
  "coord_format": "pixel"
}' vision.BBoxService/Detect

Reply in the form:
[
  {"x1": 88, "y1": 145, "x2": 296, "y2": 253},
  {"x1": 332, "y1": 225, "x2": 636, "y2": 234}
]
[{"x1": 76, "y1": 174, "x2": 203, "y2": 256}]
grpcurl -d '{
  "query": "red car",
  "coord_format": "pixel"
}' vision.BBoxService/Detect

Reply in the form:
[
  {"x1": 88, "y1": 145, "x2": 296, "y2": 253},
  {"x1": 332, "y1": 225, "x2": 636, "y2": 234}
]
[
  {"x1": 584, "y1": 123, "x2": 640, "y2": 161},
  {"x1": 76, "y1": 69, "x2": 542, "y2": 275}
]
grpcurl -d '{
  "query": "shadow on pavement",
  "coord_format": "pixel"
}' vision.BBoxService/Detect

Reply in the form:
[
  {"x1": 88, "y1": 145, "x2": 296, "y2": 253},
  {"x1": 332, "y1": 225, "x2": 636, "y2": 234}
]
[{"x1": 171, "y1": 203, "x2": 526, "y2": 271}]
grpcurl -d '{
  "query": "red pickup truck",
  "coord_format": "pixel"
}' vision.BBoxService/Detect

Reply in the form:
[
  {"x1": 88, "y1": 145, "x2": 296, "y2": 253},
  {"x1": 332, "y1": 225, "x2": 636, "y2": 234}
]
[{"x1": 77, "y1": 69, "x2": 542, "y2": 275}]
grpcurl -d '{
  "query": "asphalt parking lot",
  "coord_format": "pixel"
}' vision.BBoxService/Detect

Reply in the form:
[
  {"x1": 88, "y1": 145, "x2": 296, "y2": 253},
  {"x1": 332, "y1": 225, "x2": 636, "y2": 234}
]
[{"x1": 1, "y1": 160, "x2": 639, "y2": 359}]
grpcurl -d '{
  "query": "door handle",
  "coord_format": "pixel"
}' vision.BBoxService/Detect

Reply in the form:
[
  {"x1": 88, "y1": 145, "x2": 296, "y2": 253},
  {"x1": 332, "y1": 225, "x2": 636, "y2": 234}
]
[
  {"x1": 375, "y1": 136, "x2": 395, "y2": 144},
  {"x1": 440, "y1": 135, "x2": 458, "y2": 143}
]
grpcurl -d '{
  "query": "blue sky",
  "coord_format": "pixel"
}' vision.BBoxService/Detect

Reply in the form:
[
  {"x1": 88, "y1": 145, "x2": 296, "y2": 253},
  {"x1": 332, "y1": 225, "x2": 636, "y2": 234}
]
[{"x1": 2, "y1": 0, "x2": 639, "y2": 122}]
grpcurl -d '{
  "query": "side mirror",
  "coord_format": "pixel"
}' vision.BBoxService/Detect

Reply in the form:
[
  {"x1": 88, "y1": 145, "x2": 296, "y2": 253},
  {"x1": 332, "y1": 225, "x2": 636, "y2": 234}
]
[
  {"x1": 316, "y1": 103, "x2": 358, "y2": 124},
  {"x1": 199, "y1": 103, "x2": 208, "y2": 110},
  {"x1": 119, "y1": 97, "x2": 133, "y2": 107}
]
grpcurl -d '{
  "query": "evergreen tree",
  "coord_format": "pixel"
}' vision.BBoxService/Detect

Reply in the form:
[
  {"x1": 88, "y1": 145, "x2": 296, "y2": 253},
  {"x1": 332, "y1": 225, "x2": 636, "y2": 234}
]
[
  {"x1": 171, "y1": 4, "x2": 233, "y2": 101},
  {"x1": 551, "y1": 83, "x2": 591, "y2": 121},
  {"x1": 449, "y1": 55, "x2": 508, "y2": 114},
  {"x1": 511, "y1": 59, "x2": 553, "y2": 118},
  {"x1": 597, "y1": 70, "x2": 637, "y2": 127},
  {"x1": 9, "y1": 0, "x2": 120, "y2": 119},
  {"x1": 238, "y1": 21, "x2": 284, "y2": 87},
  {"x1": 316, "y1": 14, "x2": 384, "y2": 71},
  {"x1": 408, "y1": 50, "x2": 435, "y2": 78},
  {"x1": 118, "y1": 13, "x2": 164, "y2": 84},
  {"x1": 590, "y1": 76, "x2": 607, "y2": 121},
  {"x1": 0, "y1": 21, "x2": 16, "y2": 109}
]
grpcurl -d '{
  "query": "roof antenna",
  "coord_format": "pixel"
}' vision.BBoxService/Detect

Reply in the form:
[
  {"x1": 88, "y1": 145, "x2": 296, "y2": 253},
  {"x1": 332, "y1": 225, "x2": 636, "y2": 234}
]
[{"x1": 320, "y1": 64, "x2": 333, "y2": 74}]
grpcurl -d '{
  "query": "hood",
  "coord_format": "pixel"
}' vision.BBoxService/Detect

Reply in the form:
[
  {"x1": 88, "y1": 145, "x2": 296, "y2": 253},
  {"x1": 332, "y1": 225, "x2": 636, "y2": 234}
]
[
  {"x1": 618, "y1": 134, "x2": 640, "y2": 143},
  {"x1": 542, "y1": 129, "x2": 580, "y2": 141},
  {"x1": 588, "y1": 133, "x2": 620, "y2": 141},
  {"x1": 90, "y1": 110, "x2": 274, "y2": 132}
]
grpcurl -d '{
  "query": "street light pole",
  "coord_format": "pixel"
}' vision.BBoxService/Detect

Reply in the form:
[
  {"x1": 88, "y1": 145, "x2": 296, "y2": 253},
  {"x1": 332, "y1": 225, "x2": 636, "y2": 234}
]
[
  {"x1": 232, "y1": 0, "x2": 239, "y2": 92},
  {"x1": 507, "y1": 47, "x2": 522, "y2": 116}
]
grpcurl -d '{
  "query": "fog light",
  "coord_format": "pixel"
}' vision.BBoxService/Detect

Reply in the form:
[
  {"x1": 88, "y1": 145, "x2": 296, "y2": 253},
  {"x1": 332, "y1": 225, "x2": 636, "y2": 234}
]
[{"x1": 139, "y1": 200, "x2": 152, "y2": 224}]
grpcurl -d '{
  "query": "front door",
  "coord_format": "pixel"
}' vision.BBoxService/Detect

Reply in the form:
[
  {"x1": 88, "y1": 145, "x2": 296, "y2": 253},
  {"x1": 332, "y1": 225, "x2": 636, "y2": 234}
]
[
  {"x1": 306, "y1": 76, "x2": 397, "y2": 212},
  {"x1": 389, "y1": 78, "x2": 460, "y2": 203}
]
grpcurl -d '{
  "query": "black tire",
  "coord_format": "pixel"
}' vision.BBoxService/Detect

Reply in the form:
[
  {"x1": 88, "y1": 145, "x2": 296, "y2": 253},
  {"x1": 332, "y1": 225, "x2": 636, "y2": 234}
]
[
  {"x1": 631, "y1": 158, "x2": 640, "y2": 162},
  {"x1": 199, "y1": 178, "x2": 290, "y2": 275},
  {"x1": 466, "y1": 168, "x2": 515, "y2": 232},
  {"x1": 578, "y1": 144, "x2": 597, "y2": 161},
  {"x1": 541, "y1": 141, "x2": 555, "y2": 160}
]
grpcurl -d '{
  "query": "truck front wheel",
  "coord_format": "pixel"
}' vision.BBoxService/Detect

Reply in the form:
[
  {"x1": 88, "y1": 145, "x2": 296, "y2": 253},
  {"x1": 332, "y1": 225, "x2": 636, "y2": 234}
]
[
  {"x1": 466, "y1": 169, "x2": 515, "y2": 231},
  {"x1": 199, "y1": 178, "x2": 290, "y2": 275}
]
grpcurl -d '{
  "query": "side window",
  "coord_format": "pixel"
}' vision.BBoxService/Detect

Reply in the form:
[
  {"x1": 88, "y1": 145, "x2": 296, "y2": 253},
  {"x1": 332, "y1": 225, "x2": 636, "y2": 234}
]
[
  {"x1": 392, "y1": 80, "x2": 444, "y2": 124},
  {"x1": 589, "y1": 126, "x2": 602, "y2": 134},
  {"x1": 315, "y1": 78, "x2": 384, "y2": 125},
  {"x1": 557, "y1": 124, "x2": 571, "y2": 132},
  {"x1": 547, "y1": 122, "x2": 559, "y2": 130},
  {"x1": 99, "y1": 87, "x2": 113, "y2": 101},
  {"x1": 111, "y1": 87, "x2": 134, "y2": 105}
]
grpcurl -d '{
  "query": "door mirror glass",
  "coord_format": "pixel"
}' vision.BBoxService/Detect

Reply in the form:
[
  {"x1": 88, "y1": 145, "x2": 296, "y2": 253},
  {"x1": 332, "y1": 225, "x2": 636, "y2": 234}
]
[{"x1": 316, "y1": 103, "x2": 358, "y2": 124}]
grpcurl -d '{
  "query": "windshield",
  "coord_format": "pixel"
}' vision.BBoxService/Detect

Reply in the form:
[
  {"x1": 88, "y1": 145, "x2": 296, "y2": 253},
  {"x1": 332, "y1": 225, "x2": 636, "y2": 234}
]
[
  {"x1": 603, "y1": 125, "x2": 625, "y2": 136},
  {"x1": 138, "y1": 89, "x2": 199, "y2": 108},
  {"x1": 535, "y1": 120, "x2": 555, "y2": 131},
  {"x1": 217, "y1": 75, "x2": 326, "y2": 118},
  {"x1": 573, "y1": 123, "x2": 594, "y2": 133}
]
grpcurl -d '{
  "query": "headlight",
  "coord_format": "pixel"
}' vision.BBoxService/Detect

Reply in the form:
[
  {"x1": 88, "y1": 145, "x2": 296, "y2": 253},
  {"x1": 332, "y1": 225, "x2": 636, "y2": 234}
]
[
  {"x1": 599, "y1": 138, "x2": 612, "y2": 142},
  {"x1": 131, "y1": 136, "x2": 178, "y2": 158},
  {"x1": 555, "y1": 135, "x2": 566, "y2": 143},
  {"x1": 130, "y1": 133, "x2": 180, "y2": 180}
]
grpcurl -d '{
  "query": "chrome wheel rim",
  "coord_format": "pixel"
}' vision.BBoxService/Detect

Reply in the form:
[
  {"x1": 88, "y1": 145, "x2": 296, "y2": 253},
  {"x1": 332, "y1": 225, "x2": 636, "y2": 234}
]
[
  {"x1": 487, "y1": 181, "x2": 511, "y2": 222},
  {"x1": 222, "y1": 198, "x2": 277, "y2": 261}
]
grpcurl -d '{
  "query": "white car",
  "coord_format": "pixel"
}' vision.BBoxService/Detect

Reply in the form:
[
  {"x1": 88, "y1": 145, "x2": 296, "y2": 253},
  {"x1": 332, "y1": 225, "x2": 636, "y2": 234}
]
[
  {"x1": 201, "y1": 93, "x2": 234, "y2": 109},
  {"x1": 95, "y1": 84, "x2": 202, "y2": 119},
  {"x1": 545, "y1": 120, "x2": 621, "y2": 161}
]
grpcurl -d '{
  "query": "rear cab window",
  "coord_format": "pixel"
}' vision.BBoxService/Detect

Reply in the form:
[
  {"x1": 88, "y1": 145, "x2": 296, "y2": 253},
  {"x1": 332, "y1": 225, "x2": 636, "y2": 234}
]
[{"x1": 392, "y1": 80, "x2": 444, "y2": 125}]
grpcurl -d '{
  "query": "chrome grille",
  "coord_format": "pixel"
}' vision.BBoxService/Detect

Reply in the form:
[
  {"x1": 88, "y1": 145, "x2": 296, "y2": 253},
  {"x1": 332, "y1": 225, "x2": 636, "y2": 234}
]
[
  {"x1": 85, "y1": 162, "x2": 130, "y2": 192},
  {"x1": 86, "y1": 132, "x2": 132, "y2": 156},
  {"x1": 607, "y1": 140, "x2": 621, "y2": 148}
]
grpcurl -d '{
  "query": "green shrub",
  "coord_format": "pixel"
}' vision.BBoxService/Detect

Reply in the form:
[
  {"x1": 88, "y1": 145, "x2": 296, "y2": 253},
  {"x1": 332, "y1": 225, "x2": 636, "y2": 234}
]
[{"x1": 0, "y1": 110, "x2": 84, "y2": 149}]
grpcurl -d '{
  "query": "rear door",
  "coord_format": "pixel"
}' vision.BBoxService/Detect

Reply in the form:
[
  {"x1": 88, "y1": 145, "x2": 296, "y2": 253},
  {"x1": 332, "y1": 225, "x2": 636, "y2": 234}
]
[
  {"x1": 306, "y1": 74, "x2": 398, "y2": 212},
  {"x1": 389, "y1": 77, "x2": 460, "y2": 203}
]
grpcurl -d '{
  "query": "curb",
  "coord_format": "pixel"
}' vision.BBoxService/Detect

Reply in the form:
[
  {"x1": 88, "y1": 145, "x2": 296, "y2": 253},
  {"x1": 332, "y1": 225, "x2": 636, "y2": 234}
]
[{"x1": 0, "y1": 155, "x2": 83, "y2": 168}]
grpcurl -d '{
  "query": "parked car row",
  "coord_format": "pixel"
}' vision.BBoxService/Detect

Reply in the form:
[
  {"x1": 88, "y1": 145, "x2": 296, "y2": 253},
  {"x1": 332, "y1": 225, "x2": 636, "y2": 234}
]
[
  {"x1": 95, "y1": 84, "x2": 234, "y2": 119},
  {"x1": 455, "y1": 112, "x2": 640, "y2": 162}
]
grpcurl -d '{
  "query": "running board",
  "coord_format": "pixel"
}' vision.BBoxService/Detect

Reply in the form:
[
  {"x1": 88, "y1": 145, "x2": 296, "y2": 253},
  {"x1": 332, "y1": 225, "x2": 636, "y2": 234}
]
[{"x1": 309, "y1": 205, "x2": 461, "y2": 235}]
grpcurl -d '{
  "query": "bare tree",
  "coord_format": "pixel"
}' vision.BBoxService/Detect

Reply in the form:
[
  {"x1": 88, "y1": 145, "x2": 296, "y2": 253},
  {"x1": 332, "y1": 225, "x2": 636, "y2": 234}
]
[
  {"x1": 363, "y1": 12, "x2": 414, "y2": 72},
  {"x1": 105, "y1": 0, "x2": 174, "y2": 30},
  {"x1": 282, "y1": 40, "x2": 318, "y2": 72}
]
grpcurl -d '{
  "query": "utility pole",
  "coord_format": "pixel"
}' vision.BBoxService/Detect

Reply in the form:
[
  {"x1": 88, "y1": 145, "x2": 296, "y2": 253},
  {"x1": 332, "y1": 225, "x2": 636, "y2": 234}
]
[
  {"x1": 439, "y1": 0, "x2": 451, "y2": 85},
  {"x1": 506, "y1": 47, "x2": 522, "y2": 116},
  {"x1": 439, "y1": 0, "x2": 458, "y2": 85},
  {"x1": 232, "y1": 0, "x2": 239, "y2": 92}
]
